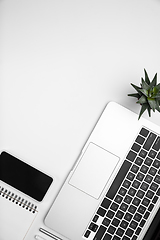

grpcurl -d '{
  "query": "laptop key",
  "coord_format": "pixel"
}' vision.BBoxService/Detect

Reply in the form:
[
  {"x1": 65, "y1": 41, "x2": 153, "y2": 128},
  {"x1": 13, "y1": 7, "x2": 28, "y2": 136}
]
[
  {"x1": 131, "y1": 165, "x2": 139, "y2": 174},
  {"x1": 107, "y1": 225, "x2": 116, "y2": 234},
  {"x1": 136, "y1": 190, "x2": 145, "y2": 198},
  {"x1": 136, "y1": 172, "x2": 145, "y2": 181},
  {"x1": 143, "y1": 132, "x2": 156, "y2": 151},
  {"x1": 126, "y1": 151, "x2": 137, "y2": 162},
  {"x1": 140, "y1": 165, "x2": 149, "y2": 174},
  {"x1": 128, "y1": 205, "x2": 136, "y2": 214},
  {"x1": 89, "y1": 222, "x2": 98, "y2": 232},
  {"x1": 148, "y1": 150, "x2": 157, "y2": 159},
  {"x1": 93, "y1": 215, "x2": 99, "y2": 223},
  {"x1": 84, "y1": 230, "x2": 91, "y2": 238},
  {"x1": 129, "y1": 220, "x2": 138, "y2": 229},
  {"x1": 131, "y1": 143, "x2": 141, "y2": 152},
  {"x1": 132, "y1": 197, "x2": 141, "y2": 206},
  {"x1": 116, "y1": 227, "x2": 124, "y2": 237},
  {"x1": 148, "y1": 167, "x2": 157, "y2": 176},
  {"x1": 120, "y1": 220, "x2": 129, "y2": 229},
  {"x1": 123, "y1": 180, "x2": 131, "y2": 188},
  {"x1": 140, "y1": 182, "x2": 149, "y2": 191},
  {"x1": 139, "y1": 149, "x2": 147, "y2": 158},
  {"x1": 134, "y1": 213, "x2": 142, "y2": 221},
  {"x1": 135, "y1": 135, "x2": 145, "y2": 145},
  {"x1": 139, "y1": 128, "x2": 149, "y2": 137},
  {"x1": 146, "y1": 190, "x2": 154, "y2": 199},
  {"x1": 153, "y1": 159, "x2": 160, "y2": 168},
  {"x1": 135, "y1": 227, "x2": 141, "y2": 235},
  {"x1": 154, "y1": 175, "x2": 160, "y2": 184},
  {"x1": 112, "y1": 236, "x2": 120, "y2": 240},
  {"x1": 120, "y1": 203, "x2": 128, "y2": 211},
  {"x1": 119, "y1": 187, "x2": 127, "y2": 196},
  {"x1": 150, "y1": 183, "x2": 158, "y2": 191},
  {"x1": 135, "y1": 157, "x2": 143, "y2": 166},
  {"x1": 103, "y1": 233, "x2": 112, "y2": 240},
  {"x1": 111, "y1": 218, "x2": 120, "y2": 227},
  {"x1": 142, "y1": 198, "x2": 150, "y2": 206},
  {"x1": 128, "y1": 188, "x2": 136, "y2": 197},
  {"x1": 153, "y1": 137, "x2": 160, "y2": 151},
  {"x1": 126, "y1": 228, "x2": 134, "y2": 237},
  {"x1": 137, "y1": 205, "x2": 146, "y2": 214},
  {"x1": 152, "y1": 195, "x2": 158, "y2": 203},
  {"x1": 148, "y1": 203, "x2": 154, "y2": 211},
  {"x1": 93, "y1": 225, "x2": 106, "y2": 240},
  {"x1": 156, "y1": 188, "x2": 160, "y2": 196},
  {"x1": 144, "y1": 157, "x2": 153, "y2": 166},
  {"x1": 122, "y1": 236, "x2": 130, "y2": 240},
  {"x1": 106, "y1": 160, "x2": 131, "y2": 200},
  {"x1": 157, "y1": 152, "x2": 160, "y2": 160},
  {"x1": 102, "y1": 218, "x2": 110, "y2": 227},
  {"x1": 101, "y1": 198, "x2": 111, "y2": 209},
  {"x1": 97, "y1": 207, "x2": 106, "y2": 217},
  {"x1": 110, "y1": 202, "x2": 119, "y2": 211},
  {"x1": 115, "y1": 195, "x2": 123, "y2": 204},
  {"x1": 144, "y1": 211, "x2": 150, "y2": 219},
  {"x1": 106, "y1": 210, "x2": 115, "y2": 219},
  {"x1": 132, "y1": 180, "x2": 141, "y2": 188},
  {"x1": 132, "y1": 235, "x2": 138, "y2": 240},
  {"x1": 127, "y1": 172, "x2": 135, "y2": 181},
  {"x1": 139, "y1": 219, "x2": 146, "y2": 227},
  {"x1": 124, "y1": 212, "x2": 132, "y2": 221},
  {"x1": 124, "y1": 195, "x2": 132, "y2": 204},
  {"x1": 116, "y1": 210, "x2": 124, "y2": 219},
  {"x1": 144, "y1": 174, "x2": 153, "y2": 183}
]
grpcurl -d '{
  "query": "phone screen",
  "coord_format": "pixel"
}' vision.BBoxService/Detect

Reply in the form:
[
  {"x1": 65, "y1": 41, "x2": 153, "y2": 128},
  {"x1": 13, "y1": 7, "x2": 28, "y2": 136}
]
[{"x1": 0, "y1": 151, "x2": 53, "y2": 201}]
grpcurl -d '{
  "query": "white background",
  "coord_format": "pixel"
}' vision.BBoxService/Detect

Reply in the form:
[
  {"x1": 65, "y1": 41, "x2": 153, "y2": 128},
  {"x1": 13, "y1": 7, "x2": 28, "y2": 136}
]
[{"x1": 1, "y1": 0, "x2": 160, "y2": 239}]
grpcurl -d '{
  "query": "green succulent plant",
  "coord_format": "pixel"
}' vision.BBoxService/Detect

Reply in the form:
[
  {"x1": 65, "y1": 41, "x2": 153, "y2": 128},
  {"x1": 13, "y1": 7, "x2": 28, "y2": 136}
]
[{"x1": 128, "y1": 69, "x2": 160, "y2": 119}]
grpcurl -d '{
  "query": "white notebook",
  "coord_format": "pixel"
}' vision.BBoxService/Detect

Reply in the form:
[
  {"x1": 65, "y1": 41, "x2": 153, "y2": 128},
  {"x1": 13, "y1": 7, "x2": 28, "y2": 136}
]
[{"x1": 0, "y1": 183, "x2": 38, "y2": 240}]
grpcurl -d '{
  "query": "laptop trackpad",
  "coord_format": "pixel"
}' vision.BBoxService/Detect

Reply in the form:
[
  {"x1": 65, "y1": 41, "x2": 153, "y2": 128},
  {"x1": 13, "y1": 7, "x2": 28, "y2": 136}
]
[{"x1": 69, "y1": 143, "x2": 120, "y2": 199}]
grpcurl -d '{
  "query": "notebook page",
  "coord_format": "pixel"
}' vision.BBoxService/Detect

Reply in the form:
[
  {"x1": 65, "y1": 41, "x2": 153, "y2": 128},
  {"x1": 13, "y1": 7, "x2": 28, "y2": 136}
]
[{"x1": 0, "y1": 184, "x2": 38, "y2": 240}]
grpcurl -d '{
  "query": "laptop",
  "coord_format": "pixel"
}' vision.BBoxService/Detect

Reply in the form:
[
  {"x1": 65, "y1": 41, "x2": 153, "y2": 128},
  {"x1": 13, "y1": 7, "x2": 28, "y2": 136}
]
[{"x1": 45, "y1": 102, "x2": 160, "y2": 240}]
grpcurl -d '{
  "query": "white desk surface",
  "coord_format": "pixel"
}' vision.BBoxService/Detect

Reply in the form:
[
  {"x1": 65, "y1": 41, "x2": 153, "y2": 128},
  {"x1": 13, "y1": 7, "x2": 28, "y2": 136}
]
[{"x1": 1, "y1": 0, "x2": 160, "y2": 239}]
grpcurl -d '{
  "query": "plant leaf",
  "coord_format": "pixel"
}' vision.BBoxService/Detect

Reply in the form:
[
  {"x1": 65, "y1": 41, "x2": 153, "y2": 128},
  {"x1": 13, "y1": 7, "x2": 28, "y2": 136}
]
[
  {"x1": 152, "y1": 86, "x2": 159, "y2": 95},
  {"x1": 156, "y1": 83, "x2": 160, "y2": 91},
  {"x1": 141, "y1": 78, "x2": 150, "y2": 90},
  {"x1": 144, "y1": 69, "x2": 151, "y2": 85},
  {"x1": 136, "y1": 95, "x2": 147, "y2": 104},
  {"x1": 147, "y1": 106, "x2": 151, "y2": 117},
  {"x1": 155, "y1": 105, "x2": 160, "y2": 112},
  {"x1": 152, "y1": 92, "x2": 160, "y2": 99},
  {"x1": 130, "y1": 83, "x2": 141, "y2": 93},
  {"x1": 148, "y1": 98, "x2": 156, "y2": 112},
  {"x1": 140, "y1": 77, "x2": 144, "y2": 88},
  {"x1": 150, "y1": 73, "x2": 157, "y2": 88},
  {"x1": 138, "y1": 103, "x2": 148, "y2": 120},
  {"x1": 128, "y1": 93, "x2": 141, "y2": 98},
  {"x1": 155, "y1": 99, "x2": 160, "y2": 112},
  {"x1": 144, "y1": 69, "x2": 150, "y2": 85},
  {"x1": 139, "y1": 89, "x2": 148, "y2": 97}
]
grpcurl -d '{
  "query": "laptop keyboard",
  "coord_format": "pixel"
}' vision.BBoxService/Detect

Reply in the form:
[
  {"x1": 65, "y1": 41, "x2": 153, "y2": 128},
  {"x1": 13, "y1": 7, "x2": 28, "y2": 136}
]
[{"x1": 83, "y1": 127, "x2": 160, "y2": 240}]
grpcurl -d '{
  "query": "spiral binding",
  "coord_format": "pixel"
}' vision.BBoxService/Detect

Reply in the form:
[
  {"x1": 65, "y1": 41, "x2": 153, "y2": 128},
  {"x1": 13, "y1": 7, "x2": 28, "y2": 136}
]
[{"x1": 0, "y1": 185, "x2": 38, "y2": 213}]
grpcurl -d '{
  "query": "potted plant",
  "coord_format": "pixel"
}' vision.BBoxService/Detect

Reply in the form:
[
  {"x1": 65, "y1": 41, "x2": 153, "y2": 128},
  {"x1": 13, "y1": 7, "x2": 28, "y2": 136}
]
[{"x1": 128, "y1": 69, "x2": 160, "y2": 119}]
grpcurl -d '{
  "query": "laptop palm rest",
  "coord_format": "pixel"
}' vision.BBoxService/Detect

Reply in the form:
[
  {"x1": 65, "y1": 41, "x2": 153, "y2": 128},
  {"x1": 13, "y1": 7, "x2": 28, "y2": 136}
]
[{"x1": 69, "y1": 143, "x2": 120, "y2": 199}]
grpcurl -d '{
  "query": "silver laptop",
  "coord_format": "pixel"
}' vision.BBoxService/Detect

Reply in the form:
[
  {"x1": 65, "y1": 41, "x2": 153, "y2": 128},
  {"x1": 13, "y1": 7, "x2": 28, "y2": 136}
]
[{"x1": 45, "y1": 102, "x2": 160, "y2": 240}]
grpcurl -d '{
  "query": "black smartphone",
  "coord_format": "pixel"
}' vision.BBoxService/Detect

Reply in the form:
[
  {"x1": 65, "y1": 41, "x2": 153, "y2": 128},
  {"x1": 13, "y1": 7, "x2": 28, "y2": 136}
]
[{"x1": 0, "y1": 151, "x2": 53, "y2": 201}]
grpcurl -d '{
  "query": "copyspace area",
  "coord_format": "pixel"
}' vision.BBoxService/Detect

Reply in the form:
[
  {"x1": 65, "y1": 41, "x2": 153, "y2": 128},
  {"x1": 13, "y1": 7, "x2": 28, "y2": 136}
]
[{"x1": 1, "y1": 1, "x2": 160, "y2": 239}]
